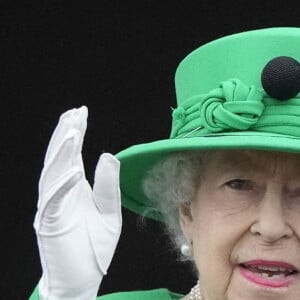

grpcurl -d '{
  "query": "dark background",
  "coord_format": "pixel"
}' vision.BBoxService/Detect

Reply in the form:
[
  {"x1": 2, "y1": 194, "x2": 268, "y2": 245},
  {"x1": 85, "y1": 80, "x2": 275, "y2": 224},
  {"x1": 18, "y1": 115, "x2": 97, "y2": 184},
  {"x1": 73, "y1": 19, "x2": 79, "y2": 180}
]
[{"x1": 2, "y1": 1, "x2": 300, "y2": 298}]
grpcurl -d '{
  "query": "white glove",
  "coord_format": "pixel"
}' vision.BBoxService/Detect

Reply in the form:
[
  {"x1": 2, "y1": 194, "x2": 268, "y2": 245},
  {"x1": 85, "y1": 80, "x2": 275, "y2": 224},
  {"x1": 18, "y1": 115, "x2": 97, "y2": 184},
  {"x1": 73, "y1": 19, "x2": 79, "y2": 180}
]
[{"x1": 33, "y1": 106, "x2": 122, "y2": 300}]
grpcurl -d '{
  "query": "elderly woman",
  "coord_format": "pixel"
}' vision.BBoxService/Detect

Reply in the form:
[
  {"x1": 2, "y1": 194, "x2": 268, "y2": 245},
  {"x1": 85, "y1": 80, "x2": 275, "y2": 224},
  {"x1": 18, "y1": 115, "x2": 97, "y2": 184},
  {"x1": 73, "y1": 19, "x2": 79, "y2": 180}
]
[{"x1": 30, "y1": 27, "x2": 300, "y2": 300}]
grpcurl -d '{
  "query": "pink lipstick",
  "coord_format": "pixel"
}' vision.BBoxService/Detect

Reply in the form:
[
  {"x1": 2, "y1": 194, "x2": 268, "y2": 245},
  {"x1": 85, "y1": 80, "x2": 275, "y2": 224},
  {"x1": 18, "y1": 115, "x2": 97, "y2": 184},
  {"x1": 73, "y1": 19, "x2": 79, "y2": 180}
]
[{"x1": 239, "y1": 260, "x2": 298, "y2": 288}]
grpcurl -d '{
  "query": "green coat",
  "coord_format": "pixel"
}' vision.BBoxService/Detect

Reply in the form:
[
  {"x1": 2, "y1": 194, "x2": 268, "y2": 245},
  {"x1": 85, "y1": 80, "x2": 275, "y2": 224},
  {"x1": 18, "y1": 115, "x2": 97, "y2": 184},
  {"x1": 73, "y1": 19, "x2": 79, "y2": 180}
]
[{"x1": 29, "y1": 287, "x2": 183, "y2": 299}]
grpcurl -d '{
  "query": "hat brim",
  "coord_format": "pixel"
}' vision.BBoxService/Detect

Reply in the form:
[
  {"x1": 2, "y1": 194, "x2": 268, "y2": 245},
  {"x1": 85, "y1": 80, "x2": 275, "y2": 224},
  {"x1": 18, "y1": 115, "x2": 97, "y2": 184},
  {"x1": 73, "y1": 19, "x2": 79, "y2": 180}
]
[{"x1": 116, "y1": 131, "x2": 300, "y2": 222}]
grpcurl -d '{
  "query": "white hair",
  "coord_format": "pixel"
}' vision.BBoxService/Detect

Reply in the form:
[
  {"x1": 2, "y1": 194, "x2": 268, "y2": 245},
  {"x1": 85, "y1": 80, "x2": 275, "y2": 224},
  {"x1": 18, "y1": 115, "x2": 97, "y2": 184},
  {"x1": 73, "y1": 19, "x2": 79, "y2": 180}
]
[{"x1": 142, "y1": 150, "x2": 209, "y2": 260}]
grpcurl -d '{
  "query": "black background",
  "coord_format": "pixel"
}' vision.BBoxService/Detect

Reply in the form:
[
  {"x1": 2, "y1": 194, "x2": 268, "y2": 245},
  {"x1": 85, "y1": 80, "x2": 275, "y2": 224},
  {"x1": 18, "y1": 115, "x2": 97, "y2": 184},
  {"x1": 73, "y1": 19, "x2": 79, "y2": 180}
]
[{"x1": 2, "y1": 1, "x2": 300, "y2": 298}]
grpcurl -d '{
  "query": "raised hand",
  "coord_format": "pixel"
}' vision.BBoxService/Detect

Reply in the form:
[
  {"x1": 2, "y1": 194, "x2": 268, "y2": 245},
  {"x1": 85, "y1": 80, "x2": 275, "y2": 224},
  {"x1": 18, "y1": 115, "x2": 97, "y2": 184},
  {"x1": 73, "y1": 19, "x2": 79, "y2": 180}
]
[{"x1": 33, "y1": 106, "x2": 122, "y2": 300}]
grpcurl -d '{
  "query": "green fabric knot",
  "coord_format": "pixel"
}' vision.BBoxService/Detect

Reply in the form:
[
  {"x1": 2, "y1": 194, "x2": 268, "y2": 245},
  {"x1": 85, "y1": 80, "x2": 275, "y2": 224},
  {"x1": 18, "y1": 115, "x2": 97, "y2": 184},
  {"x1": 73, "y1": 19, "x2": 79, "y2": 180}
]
[
  {"x1": 170, "y1": 79, "x2": 267, "y2": 138},
  {"x1": 172, "y1": 106, "x2": 186, "y2": 121},
  {"x1": 200, "y1": 79, "x2": 265, "y2": 132}
]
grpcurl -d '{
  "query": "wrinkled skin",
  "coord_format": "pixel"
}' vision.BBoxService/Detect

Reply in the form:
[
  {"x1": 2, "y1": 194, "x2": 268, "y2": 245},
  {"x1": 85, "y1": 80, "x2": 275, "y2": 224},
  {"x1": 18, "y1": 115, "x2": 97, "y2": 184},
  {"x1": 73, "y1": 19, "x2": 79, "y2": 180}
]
[{"x1": 180, "y1": 150, "x2": 300, "y2": 300}]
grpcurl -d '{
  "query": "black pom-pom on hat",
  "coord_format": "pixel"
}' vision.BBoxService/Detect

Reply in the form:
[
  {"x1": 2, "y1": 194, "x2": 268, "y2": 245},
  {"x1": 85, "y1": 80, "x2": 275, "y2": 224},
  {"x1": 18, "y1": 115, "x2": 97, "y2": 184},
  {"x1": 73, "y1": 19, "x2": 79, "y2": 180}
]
[{"x1": 261, "y1": 56, "x2": 300, "y2": 100}]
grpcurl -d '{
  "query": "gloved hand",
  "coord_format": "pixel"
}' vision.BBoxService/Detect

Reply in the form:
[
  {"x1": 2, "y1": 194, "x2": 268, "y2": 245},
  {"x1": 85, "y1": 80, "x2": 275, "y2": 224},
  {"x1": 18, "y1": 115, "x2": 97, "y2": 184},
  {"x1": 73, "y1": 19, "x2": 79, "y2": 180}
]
[{"x1": 33, "y1": 106, "x2": 122, "y2": 300}]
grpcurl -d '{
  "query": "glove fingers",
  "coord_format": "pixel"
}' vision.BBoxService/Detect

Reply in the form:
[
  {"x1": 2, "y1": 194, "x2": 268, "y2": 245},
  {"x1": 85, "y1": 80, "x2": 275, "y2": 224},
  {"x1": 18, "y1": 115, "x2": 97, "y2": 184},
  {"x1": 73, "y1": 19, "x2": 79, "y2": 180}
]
[
  {"x1": 92, "y1": 153, "x2": 121, "y2": 215},
  {"x1": 39, "y1": 129, "x2": 81, "y2": 201},
  {"x1": 70, "y1": 107, "x2": 87, "y2": 169},
  {"x1": 44, "y1": 108, "x2": 75, "y2": 165},
  {"x1": 34, "y1": 168, "x2": 83, "y2": 230},
  {"x1": 39, "y1": 106, "x2": 88, "y2": 202},
  {"x1": 44, "y1": 106, "x2": 88, "y2": 166}
]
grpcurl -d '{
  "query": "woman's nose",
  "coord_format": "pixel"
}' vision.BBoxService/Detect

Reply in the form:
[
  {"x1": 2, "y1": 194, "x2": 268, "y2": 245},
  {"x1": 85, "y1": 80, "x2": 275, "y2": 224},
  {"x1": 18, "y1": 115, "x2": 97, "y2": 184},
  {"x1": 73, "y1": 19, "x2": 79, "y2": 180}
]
[{"x1": 250, "y1": 189, "x2": 293, "y2": 242}]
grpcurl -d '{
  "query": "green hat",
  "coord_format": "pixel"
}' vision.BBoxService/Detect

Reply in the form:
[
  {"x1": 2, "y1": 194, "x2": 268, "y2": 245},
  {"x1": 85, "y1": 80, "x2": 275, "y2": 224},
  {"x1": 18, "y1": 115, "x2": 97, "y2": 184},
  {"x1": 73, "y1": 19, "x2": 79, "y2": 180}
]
[{"x1": 116, "y1": 27, "x2": 300, "y2": 222}]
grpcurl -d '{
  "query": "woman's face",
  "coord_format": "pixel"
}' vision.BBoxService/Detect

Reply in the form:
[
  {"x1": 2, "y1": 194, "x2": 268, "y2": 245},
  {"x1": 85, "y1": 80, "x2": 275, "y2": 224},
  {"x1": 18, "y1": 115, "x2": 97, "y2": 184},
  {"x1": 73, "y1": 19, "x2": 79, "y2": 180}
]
[{"x1": 179, "y1": 150, "x2": 300, "y2": 300}]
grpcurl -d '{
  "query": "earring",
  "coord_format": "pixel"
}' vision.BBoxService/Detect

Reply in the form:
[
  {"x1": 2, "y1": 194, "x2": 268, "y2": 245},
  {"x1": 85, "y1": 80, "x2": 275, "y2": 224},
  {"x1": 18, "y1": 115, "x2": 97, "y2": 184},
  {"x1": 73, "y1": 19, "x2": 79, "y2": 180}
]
[{"x1": 181, "y1": 240, "x2": 193, "y2": 257}]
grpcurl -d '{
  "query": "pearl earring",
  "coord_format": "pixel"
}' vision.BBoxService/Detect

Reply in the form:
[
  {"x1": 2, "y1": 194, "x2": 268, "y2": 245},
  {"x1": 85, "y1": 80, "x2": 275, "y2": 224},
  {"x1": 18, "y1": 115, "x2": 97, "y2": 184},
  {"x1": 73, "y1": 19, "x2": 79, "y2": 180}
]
[{"x1": 181, "y1": 240, "x2": 193, "y2": 257}]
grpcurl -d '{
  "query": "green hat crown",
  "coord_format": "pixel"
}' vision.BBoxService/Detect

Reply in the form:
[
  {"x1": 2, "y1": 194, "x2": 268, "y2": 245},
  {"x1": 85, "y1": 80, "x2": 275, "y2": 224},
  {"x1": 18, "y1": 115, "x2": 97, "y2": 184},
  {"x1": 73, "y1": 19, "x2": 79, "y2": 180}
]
[
  {"x1": 171, "y1": 27, "x2": 300, "y2": 140},
  {"x1": 175, "y1": 27, "x2": 300, "y2": 104}
]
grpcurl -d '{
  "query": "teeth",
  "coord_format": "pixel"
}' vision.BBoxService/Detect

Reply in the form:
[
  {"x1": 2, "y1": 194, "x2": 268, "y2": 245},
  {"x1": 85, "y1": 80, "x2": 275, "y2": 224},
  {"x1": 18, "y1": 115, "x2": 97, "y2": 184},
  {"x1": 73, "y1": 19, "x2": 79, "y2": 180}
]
[
  {"x1": 257, "y1": 265, "x2": 280, "y2": 271},
  {"x1": 260, "y1": 272, "x2": 285, "y2": 278},
  {"x1": 279, "y1": 267, "x2": 286, "y2": 272},
  {"x1": 261, "y1": 272, "x2": 269, "y2": 278},
  {"x1": 255, "y1": 265, "x2": 293, "y2": 272}
]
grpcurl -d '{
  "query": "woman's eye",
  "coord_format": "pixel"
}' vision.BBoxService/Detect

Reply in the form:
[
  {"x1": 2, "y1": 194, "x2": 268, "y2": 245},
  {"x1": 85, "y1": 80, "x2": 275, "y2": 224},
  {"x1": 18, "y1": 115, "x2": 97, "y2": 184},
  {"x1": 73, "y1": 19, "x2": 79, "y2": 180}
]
[{"x1": 226, "y1": 179, "x2": 253, "y2": 190}]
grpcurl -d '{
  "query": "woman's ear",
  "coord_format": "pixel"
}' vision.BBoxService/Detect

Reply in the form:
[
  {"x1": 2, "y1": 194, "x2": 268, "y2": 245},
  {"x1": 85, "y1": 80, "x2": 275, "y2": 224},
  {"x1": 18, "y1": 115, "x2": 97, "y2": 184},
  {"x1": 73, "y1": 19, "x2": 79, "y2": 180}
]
[{"x1": 179, "y1": 202, "x2": 194, "y2": 240}]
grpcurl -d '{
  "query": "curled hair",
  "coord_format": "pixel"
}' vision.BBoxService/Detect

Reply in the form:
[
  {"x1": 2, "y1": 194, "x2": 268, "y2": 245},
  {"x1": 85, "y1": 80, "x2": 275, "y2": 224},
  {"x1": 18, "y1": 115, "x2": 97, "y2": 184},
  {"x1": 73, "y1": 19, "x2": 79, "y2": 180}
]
[{"x1": 143, "y1": 151, "x2": 208, "y2": 260}]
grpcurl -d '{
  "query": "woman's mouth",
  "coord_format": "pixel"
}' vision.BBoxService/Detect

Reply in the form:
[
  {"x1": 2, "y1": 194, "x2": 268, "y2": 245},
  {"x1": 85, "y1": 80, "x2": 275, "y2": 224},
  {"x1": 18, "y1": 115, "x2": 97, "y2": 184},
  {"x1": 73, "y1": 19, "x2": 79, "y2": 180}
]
[{"x1": 239, "y1": 260, "x2": 298, "y2": 288}]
